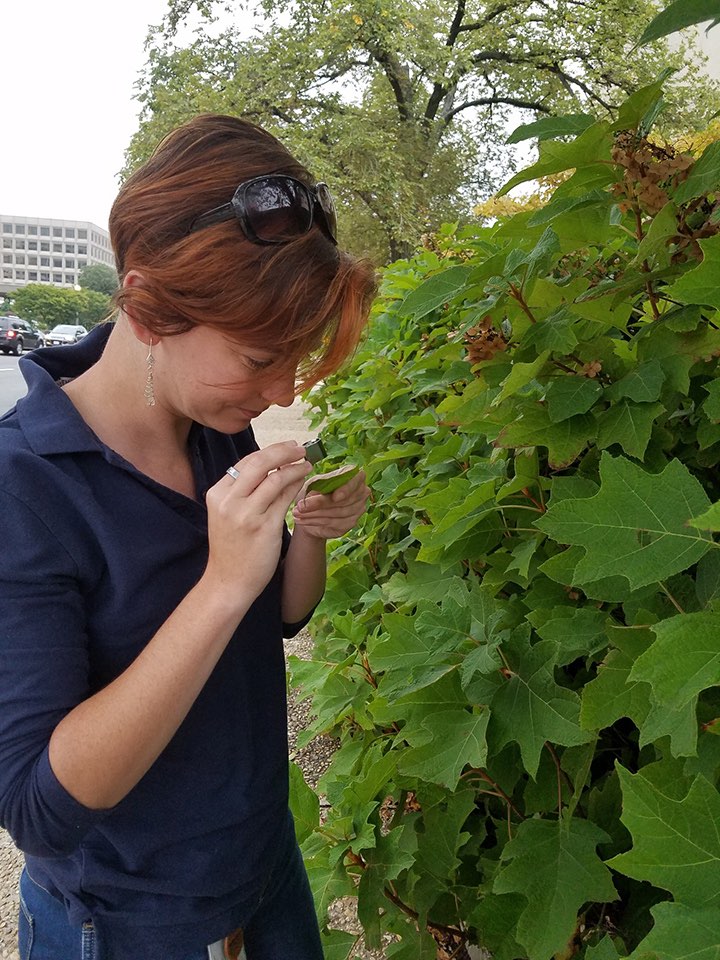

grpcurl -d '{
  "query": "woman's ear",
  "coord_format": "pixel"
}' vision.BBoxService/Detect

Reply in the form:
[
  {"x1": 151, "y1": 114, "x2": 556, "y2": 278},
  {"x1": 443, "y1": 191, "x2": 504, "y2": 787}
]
[{"x1": 121, "y1": 271, "x2": 156, "y2": 347}]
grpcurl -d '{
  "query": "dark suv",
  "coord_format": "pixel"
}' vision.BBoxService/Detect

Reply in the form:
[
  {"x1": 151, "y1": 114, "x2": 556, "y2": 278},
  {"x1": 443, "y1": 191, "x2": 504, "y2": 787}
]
[{"x1": 0, "y1": 316, "x2": 45, "y2": 355}]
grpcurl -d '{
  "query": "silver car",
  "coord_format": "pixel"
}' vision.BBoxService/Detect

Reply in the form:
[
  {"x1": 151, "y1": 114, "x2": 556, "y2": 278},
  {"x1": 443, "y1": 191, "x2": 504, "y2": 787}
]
[{"x1": 45, "y1": 324, "x2": 88, "y2": 346}]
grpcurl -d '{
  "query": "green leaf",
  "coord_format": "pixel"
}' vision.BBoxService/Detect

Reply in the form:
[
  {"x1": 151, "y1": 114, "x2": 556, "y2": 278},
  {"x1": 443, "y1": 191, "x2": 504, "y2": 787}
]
[
  {"x1": 495, "y1": 351, "x2": 550, "y2": 404},
  {"x1": 639, "y1": 0, "x2": 720, "y2": 45},
  {"x1": 628, "y1": 901, "x2": 720, "y2": 959},
  {"x1": 381, "y1": 558, "x2": 464, "y2": 605},
  {"x1": 498, "y1": 404, "x2": 595, "y2": 470},
  {"x1": 596, "y1": 400, "x2": 664, "y2": 460},
  {"x1": 580, "y1": 627, "x2": 654, "y2": 731},
  {"x1": 675, "y1": 141, "x2": 720, "y2": 204},
  {"x1": 610, "y1": 762, "x2": 720, "y2": 905},
  {"x1": 305, "y1": 464, "x2": 360, "y2": 494},
  {"x1": 630, "y1": 611, "x2": 720, "y2": 713},
  {"x1": 545, "y1": 376, "x2": 603, "y2": 422},
  {"x1": 520, "y1": 306, "x2": 580, "y2": 354},
  {"x1": 604, "y1": 360, "x2": 665, "y2": 403},
  {"x1": 490, "y1": 638, "x2": 593, "y2": 778},
  {"x1": 398, "y1": 708, "x2": 489, "y2": 789},
  {"x1": 320, "y1": 929, "x2": 357, "y2": 960},
  {"x1": 397, "y1": 265, "x2": 472, "y2": 319},
  {"x1": 528, "y1": 190, "x2": 609, "y2": 227},
  {"x1": 358, "y1": 826, "x2": 418, "y2": 947},
  {"x1": 498, "y1": 123, "x2": 613, "y2": 197},
  {"x1": 666, "y1": 235, "x2": 720, "y2": 310},
  {"x1": 532, "y1": 605, "x2": 611, "y2": 663},
  {"x1": 535, "y1": 454, "x2": 713, "y2": 591},
  {"x1": 506, "y1": 113, "x2": 595, "y2": 144},
  {"x1": 413, "y1": 784, "x2": 476, "y2": 881},
  {"x1": 493, "y1": 818, "x2": 616, "y2": 960},
  {"x1": 586, "y1": 936, "x2": 621, "y2": 959},
  {"x1": 289, "y1": 760, "x2": 320, "y2": 844}
]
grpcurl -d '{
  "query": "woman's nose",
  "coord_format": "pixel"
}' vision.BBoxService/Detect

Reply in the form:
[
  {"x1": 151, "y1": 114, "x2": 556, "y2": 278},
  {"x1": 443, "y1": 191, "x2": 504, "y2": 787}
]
[{"x1": 261, "y1": 367, "x2": 298, "y2": 407}]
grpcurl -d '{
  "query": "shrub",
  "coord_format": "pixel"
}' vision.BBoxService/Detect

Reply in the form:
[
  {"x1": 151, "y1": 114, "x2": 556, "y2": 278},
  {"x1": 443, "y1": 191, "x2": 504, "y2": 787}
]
[{"x1": 290, "y1": 80, "x2": 720, "y2": 959}]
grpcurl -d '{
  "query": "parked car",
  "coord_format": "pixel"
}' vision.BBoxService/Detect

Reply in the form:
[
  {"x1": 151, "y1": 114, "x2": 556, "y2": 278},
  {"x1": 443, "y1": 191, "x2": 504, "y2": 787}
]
[
  {"x1": 0, "y1": 315, "x2": 46, "y2": 354},
  {"x1": 45, "y1": 324, "x2": 88, "y2": 346}
]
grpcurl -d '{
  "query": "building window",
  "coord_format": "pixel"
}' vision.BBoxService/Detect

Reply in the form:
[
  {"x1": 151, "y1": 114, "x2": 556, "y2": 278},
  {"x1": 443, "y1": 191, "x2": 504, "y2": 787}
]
[
  {"x1": 78, "y1": 260, "x2": 87, "y2": 269},
  {"x1": 28, "y1": 241, "x2": 37, "y2": 250},
  {"x1": 2, "y1": 223, "x2": 12, "y2": 233},
  {"x1": 2, "y1": 255, "x2": 12, "y2": 263},
  {"x1": 15, "y1": 270, "x2": 26, "y2": 279},
  {"x1": 16, "y1": 240, "x2": 25, "y2": 250},
  {"x1": 16, "y1": 255, "x2": 25, "y2": 264},
  {"x1": 53, "y1": 227, "x2": 62, "y2": 237},
  {"x1": 53, "y1": 258, "x2": 63, "y2": 268},
  {"x1": 53, "y1": 243, "x2": 62, "y2": 253},
  {"x1": 40, "y1": 272, "x2": 50, "y2": 282},
  {"x1": 78, "y1": 229, "x2": 87, "y2": 239},
  {"x1": 65, "y1": 243, "x2": 75, "y2": 253},
  {"x1": 66, "y1": 227, "x2": 75, "y2": 238},
  {"x1": 65, "y1": 259, "x2": 74, "y2": 269},
  {"x1": 40, "y1": 242, "x2": 50, "y2": 252},
  {"x1": 53, "y1": 273, "x2": 62, "y2": 283},
  {"x1": 28, "y1": 225, "x2": 38, "y2": 235},
  {"x1": 2, "y1": 239, "x2": 10, "y2": 249},
  {"x1": 40, "y1": 257, "x2": 50, "y2": 267},
  {"x1": 28, "y1": 256, "x2": 37, "y2": 265},
  {"x1": 40, "y1": 226, "x2": 50, "y2": 236},
  {"x1": 2, "y1": 269, "x2": 12, "y2": 279},
  {"x1": 29, "y1": 271, "x2": 38, "y2": 280},
  {"x1": 15, "y1": 224, "x2": 25, "y2": 234},
  {"x1": 66, "y1": 273, "x2": 75, "y2": 284},
  {"x1": 78, "y1": 245, "x2": 87, "y2": 255}
]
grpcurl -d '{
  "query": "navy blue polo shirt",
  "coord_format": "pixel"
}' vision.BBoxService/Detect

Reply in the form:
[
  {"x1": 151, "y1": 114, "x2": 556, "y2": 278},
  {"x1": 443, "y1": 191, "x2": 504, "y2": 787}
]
[{"x1": 0, "y1": 325, "x2": 306, "y2": 958}]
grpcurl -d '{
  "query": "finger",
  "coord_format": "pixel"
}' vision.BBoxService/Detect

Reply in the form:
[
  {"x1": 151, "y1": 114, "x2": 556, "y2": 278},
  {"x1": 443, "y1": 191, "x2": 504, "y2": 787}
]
[
  {"x1": 243, "y1": 460, "x2": 314, "y2": 515},
  {"x1": 220, "y1": 442, "x2": 308, "y2": 496}
]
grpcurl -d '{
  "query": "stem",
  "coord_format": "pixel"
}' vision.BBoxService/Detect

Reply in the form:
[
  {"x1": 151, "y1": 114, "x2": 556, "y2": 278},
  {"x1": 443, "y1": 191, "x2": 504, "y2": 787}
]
[
  {"x1": 544, "y1": 742, "x2": 573, "y2": 815},
  {"x1": 508, "y1": 282, "x2": 538, "y2": 324},
  {"x1": 465, "y1": 767, "x2": 525, "y2": 820},
  {"x1": 659, "y1": 581, "x2": 685, "y2": 614}
]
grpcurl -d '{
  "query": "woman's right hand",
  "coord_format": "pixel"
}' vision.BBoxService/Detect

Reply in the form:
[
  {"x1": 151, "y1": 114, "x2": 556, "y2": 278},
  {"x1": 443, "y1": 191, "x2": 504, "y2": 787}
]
[{"x1": 204, "y1": 441, "x2": 312, "y2": 607}]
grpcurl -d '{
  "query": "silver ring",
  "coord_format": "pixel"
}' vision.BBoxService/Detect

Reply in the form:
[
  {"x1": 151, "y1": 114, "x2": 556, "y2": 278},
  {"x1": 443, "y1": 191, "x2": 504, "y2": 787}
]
[{"x1": 226, "y1": 466, "x2": 240, "y2": 481}]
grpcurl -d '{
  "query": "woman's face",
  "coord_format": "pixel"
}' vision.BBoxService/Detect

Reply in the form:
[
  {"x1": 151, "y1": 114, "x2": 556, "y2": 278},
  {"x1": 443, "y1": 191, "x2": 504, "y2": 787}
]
[{"x1": 153, "y1": 324, "x2": 299, "y2": 432}]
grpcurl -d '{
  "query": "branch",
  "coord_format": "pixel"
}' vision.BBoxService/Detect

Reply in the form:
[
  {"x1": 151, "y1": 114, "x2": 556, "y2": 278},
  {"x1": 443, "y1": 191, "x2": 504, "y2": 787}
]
[
  {"x1": 365, "y1": 38, "x2": 414, "y2": 122},
  {"x1": 443, "y1": 95, "x2": 551, "y2": 123},
  {"x1": 458, "y1": 2, "x2": 517, "y2": 32}
]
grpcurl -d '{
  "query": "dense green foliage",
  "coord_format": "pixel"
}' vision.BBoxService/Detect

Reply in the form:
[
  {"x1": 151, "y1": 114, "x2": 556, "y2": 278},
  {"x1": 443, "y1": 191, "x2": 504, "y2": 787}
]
[
  {"x1": 78, "y1": 263, "x2": 119, "y2": 296},
  {"x1": 10, "y1": 284, "x2": 111, "y2": 329},
  {"x1": 125, "y1": 0, "x2": 717, "y2": 262},
  {"x1": 288, "y1": 82, "x2": 720, "y2": 958}
]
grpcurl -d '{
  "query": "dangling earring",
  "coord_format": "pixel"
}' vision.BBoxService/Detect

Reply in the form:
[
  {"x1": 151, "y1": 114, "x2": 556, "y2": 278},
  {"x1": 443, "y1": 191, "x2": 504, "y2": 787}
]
[{"x1": 144, "y1": 339, "x2": 156, "y2": 407}]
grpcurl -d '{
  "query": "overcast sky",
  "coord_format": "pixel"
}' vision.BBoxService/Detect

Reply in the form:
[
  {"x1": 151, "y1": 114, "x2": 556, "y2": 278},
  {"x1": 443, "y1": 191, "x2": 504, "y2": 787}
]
[{"x1": 2, "y1": 0, "x2": 176, "y2": 229}]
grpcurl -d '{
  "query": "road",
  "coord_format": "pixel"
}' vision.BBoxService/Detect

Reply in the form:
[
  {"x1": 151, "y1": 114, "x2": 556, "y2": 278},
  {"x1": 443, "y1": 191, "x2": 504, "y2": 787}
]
[{"x1": 0, "y1": 355, "x2": 26, "y2": 416}]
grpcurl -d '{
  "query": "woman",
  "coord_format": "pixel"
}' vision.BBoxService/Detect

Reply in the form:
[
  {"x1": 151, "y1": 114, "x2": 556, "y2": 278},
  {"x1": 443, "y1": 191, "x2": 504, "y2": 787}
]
[{"x1": 0, "y1": 115, "x2": 376, "y2": 960}]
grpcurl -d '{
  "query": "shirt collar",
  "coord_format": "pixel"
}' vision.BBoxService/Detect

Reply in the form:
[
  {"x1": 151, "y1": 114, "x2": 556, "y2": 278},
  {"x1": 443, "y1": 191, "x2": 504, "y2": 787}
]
[{"x1": 15, "y1": 323, "x2": 113, "y2": 456}]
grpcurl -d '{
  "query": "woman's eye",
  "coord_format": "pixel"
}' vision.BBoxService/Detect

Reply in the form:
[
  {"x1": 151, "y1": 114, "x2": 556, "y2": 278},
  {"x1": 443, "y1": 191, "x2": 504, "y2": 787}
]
[{"x1": 245, "y1": 356, "x2": 270, "y2": 371}]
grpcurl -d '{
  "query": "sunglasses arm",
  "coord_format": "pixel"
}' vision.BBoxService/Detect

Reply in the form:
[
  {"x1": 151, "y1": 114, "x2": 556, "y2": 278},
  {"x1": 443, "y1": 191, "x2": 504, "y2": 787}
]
[{"x1": 189, "y1": 203, "x2": 236, "y2": 234}]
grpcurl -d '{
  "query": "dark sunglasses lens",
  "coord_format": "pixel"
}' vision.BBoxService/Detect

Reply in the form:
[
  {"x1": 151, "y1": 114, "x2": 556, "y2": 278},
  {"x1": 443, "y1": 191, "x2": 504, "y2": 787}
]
[
  {"x1": 244, "y1": 178, "x2": 313, "y2": 242},
  {"x1": 315, "y1": 183, "x2": 338, "y2": 241}
]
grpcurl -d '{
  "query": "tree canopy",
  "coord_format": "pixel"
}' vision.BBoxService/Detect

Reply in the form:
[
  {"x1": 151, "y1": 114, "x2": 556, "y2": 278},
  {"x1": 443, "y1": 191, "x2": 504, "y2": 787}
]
[
  {"x1": 78, "y1": 263, "x2": 119, "y2": 296},
  {"x1": 125, "y1": 0, "x2": 718, "y2": 262},
  {"x1": 11, "y1": 285, "x2": 111, "y2": 329}
]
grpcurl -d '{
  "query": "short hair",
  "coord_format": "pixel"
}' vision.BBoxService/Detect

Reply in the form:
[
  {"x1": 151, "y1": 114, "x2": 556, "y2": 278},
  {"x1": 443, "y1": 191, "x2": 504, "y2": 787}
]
[{"x1": 109, "y1": 114, "x2": 376, "y2": 388}]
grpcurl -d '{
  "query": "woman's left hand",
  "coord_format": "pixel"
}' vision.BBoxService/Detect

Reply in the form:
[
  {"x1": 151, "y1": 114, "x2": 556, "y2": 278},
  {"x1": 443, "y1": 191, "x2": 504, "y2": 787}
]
[{"x1": 291, "y1": 469, "x2": 370, "y2": 540}]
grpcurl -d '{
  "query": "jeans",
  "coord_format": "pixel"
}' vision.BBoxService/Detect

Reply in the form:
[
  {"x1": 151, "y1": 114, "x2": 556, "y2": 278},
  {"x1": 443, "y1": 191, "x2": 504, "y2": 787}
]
[{"x1": 18, "y1": 828, "x2": 323, "y2": 960}]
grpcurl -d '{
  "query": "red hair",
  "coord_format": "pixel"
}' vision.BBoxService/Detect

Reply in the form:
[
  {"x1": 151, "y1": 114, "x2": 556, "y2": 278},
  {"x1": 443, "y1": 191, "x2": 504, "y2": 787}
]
[{"x1": 109, "y1": 115, "x2": 376, "y2": 388}]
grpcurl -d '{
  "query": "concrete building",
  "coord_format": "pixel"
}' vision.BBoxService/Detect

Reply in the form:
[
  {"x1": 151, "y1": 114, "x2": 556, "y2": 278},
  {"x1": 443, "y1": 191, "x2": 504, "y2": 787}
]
[{"x1": 0, "y1": 215, "x2": 115, "y2": 296}]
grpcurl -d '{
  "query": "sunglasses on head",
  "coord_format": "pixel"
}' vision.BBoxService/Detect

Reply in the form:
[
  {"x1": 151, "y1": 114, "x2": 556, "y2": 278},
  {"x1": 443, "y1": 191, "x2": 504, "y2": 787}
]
[{"x1": 189, "y1": 175, "x2": 338, "y2": 245}]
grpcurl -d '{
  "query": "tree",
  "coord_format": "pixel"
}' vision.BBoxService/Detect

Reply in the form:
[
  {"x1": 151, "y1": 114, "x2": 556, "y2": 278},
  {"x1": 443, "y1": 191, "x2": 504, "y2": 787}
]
[
  {"x1": 124, "y1": 0, "x2": 718, "y2": 262},
  {"x1": 78, "y1": 263, "x2": 119, "y2": 296},
  {"x1": 11, "y1": 285, "x2": 111, "y2": 330}
]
